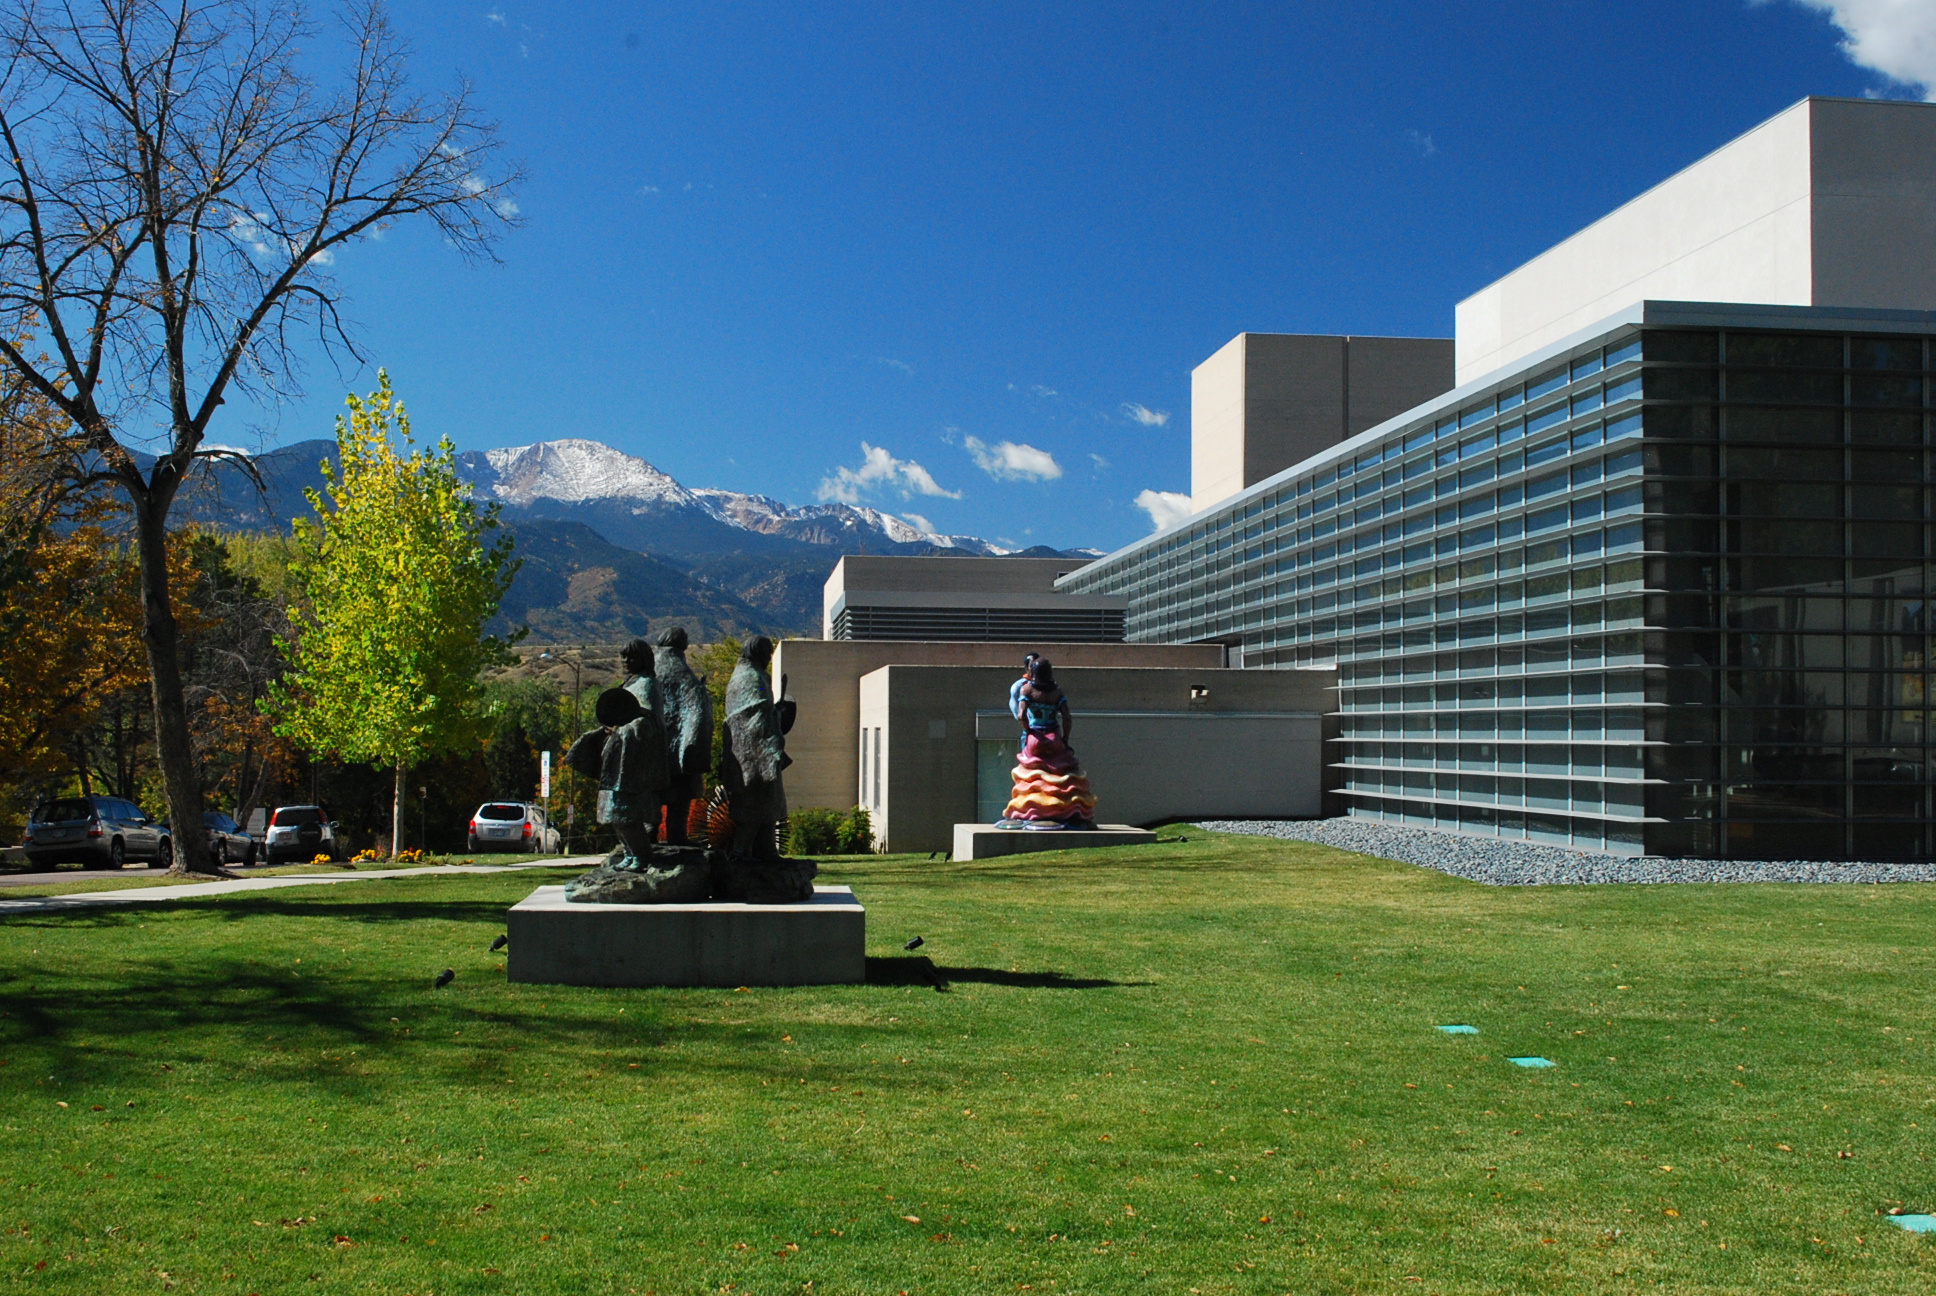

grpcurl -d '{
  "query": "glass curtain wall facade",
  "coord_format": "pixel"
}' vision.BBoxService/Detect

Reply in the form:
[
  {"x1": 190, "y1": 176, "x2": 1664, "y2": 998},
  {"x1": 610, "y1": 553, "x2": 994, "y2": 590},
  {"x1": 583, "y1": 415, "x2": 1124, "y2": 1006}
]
[{"x1": 1059, "y1": 307, "x2": 1936, "y2": 860}]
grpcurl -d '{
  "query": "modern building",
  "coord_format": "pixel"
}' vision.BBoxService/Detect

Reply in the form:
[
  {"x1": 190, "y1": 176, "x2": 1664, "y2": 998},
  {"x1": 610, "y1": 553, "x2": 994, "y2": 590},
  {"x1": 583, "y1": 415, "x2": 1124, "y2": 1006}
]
[
  {"x1": 773, "y1": 638, "x2": 1334, "y2": 852},
  {"x1": 773, "y1": 638, "x2": 1226, "y2": 810},
  {"x1": 857, "y1": 664, "x2": 1329, "y2": 853},
  {"x1": 822, "y1": 555, "x2": 1125, "y2": 642},
  {"x1": 1060, "y1": 97, "x2": 1936, "y2": 861}
]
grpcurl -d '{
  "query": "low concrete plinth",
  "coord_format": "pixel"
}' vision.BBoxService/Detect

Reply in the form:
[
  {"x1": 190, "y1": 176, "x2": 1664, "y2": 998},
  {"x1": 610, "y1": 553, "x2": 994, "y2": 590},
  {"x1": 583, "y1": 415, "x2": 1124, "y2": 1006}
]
[
  {"x1": 507, "y1": 884, "x2": 865, "y2": 988},
  {"x1": 953, "y1": 823, "x2": 1157, "y2": 861}
]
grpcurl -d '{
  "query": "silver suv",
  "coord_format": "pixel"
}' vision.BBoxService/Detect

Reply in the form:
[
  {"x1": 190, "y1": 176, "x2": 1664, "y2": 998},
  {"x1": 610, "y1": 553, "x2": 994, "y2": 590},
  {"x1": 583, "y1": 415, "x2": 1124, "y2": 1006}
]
[
  {"x1": 23, "y1": 795, "x2": 172, "y2": 870},
  {"x1": 263, "y1": 805, "x2": 345, "y2": 864},
  {"x1": 468, "y1": 802, "x2": 561, "y2": 853}
]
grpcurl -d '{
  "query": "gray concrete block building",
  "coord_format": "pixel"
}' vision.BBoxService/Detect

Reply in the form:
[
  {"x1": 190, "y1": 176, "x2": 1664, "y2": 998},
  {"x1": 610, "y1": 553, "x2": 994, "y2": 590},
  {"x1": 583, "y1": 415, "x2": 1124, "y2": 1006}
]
[
  {"x1": 822, "y1": 555, "x2": 1125, "y2": 642},
  {"x1": 1059, "y1": 97, "x2": 1936, "y2": 861}
]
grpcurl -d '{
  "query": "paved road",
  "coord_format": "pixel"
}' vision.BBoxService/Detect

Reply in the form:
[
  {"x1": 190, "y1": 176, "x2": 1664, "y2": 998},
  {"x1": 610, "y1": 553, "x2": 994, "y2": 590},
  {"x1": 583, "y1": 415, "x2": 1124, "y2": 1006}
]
[
  {"x1": 0, "y1": 866, "x2": 173, "y2": 888},
  {"x1": 0, "y1": 857, "x2": 602, "y2": 917}
]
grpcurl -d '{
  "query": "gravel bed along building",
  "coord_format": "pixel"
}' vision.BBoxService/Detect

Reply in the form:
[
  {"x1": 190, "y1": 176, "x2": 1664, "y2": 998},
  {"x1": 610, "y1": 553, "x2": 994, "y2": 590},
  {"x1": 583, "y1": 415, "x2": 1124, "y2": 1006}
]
[{"x1": 1197, "y1": 818, "x2": 1936, "y2": 886}]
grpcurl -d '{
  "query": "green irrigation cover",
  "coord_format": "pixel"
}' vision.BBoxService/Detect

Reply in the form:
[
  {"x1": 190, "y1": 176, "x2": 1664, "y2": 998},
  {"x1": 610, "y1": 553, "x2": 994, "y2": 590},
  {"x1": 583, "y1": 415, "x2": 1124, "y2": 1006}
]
[
  {"x1": 1507, "y1": 1056, "x2": 1556, "y2": 1068},
  {"x1": 1890, "y1": 1214, "x2": 1936, "y2": 1233},
  {"x1": 1437, "y1": 1024, "x2": 1479, "y2": 1035}
]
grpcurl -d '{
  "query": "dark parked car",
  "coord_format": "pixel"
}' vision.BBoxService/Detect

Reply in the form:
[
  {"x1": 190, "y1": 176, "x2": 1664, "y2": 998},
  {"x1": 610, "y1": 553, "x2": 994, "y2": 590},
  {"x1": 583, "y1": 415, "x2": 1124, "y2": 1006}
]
[
  {"x1": 203, "y1": 811, "x2": 256, "y2": 866},
  {"x1": 158, "y1": 811, "x2": 257, "y2": 867},
  {"x1": 262, "y1": 805, "x2": 344, "y2": 864},
  {"x1": 22, "y1": 795, "x2": 173, "y2": 870}
]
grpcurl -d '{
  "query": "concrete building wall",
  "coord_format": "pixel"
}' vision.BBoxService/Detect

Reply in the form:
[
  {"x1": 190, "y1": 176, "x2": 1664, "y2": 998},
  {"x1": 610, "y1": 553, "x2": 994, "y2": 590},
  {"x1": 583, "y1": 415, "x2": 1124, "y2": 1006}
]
[
  {"x1": 822, "y1": 555, "x2": 1100, "y2": 638},
  {"x1": 770, "y1": 638, "x2": 1227, "y2": 815},
  {"x1": 1192, "y1": 333, "x2": 1453, "y2": 512},
  {"x1": 1188, "y1": 333, "x2": 1251, "y2": 515},
  {"x1": 1456, "y1": 97, "x2": 1936, "y2": 385},
  {"x1": 859, "y1": 664, "x2": 1332, "y2": 852},
  {"x1": 1456, "y1": 100, "x2": 1813, "y2": 383},
  {"x1": 1347, "y1": 336, "x2": 1461, "y2": 436},
  {"x1": 1810, "y1": 98, "x2": 1936, "y2": 310}
]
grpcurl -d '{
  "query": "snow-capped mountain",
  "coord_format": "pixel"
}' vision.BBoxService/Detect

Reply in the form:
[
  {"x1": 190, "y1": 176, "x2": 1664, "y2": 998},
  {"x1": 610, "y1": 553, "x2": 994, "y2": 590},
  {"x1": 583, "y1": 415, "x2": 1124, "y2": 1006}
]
[
  {"x1": 465, "y1": 438, "x2": 1012, "y2": 555},
  {"x1": 480, "y1": 439, "x2": 703, "y2": 510}
]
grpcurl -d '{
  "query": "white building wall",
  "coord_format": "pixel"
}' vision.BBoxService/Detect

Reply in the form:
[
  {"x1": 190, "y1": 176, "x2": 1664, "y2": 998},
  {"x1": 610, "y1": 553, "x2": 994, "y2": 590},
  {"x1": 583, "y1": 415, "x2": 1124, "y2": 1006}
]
[
  {"x1": 1190, "y1": 333, "x2": 1248, "y2": 512},
  {"x1": 1455, "y1": 100, "x2": 1815, "y2": 384}
]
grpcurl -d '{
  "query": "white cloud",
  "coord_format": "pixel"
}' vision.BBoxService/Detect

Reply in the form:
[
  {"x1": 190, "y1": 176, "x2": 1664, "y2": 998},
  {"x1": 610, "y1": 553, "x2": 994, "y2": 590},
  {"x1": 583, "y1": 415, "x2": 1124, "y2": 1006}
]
[
  {"x1": 871, "y1": 355, "x2": 915, "y2": 375},
  {"x1": 898, "y1": 512, "x2": 935, "y2": 534},
  {"x1": 1120, "y1": 402, "x2": 1170, "y2": 427},
  {"x1": 229, "y1": 210, "x2": 333, "y2": 265},
  {"x1": 640, "y1": 184, "x2": 661, "y2": 195},
  {"x1": 1089, "y1": 452, "x2": 1110, "y2": 470},
  {"x1": 486, "y1": 9, "x2": 506, "y2": 25},
  {"x1": 964, "y1": 436, "x2": 1062, "y2": 482},
  {"x1": 1786, "y1": 0, "x2": 1936, "y2": 96},
  {"x1": 818, "y1": 442, "x2": 962, "y2": 504},
  {"x1": 1134, "y1": 488, "x2": 1194, "y2": 532},
  {"x1": 1030, "y1": 384, "x2": 1058, "y2": 398},
  {"x1": 1404, "y1": 129, "x2": 1436, "y2": 157}
]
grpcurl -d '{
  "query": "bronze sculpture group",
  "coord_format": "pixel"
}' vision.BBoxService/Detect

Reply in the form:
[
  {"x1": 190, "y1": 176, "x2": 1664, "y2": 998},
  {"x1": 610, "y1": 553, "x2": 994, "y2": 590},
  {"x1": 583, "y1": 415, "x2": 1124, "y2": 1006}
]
[{"x1": 564, "y1": 631, "x2": 817, "y2": 906}]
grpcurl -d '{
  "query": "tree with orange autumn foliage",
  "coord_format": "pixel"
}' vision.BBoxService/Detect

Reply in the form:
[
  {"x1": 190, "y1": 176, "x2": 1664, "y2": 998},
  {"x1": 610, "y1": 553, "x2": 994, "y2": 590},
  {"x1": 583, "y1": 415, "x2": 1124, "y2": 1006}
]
[{"x1": 0, "y1": 380, "x2": 147, "y2": 788}]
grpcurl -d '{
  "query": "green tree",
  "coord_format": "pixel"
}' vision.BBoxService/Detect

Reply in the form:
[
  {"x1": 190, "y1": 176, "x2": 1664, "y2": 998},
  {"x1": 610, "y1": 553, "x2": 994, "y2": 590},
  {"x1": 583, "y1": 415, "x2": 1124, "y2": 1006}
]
[
  {"x1": 692, "y1": 636, "x2": 741, "y2": 794},
  {"x1": 268, "y1": 373, "x2": 519, "y2": 857}
]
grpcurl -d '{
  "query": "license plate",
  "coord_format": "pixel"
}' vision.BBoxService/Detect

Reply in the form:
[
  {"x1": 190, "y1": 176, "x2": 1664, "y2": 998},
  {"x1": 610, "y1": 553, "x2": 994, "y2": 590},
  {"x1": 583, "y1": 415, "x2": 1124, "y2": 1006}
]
[{"x1": 487, "y1": 827, "x2": 513, "y2": 836}]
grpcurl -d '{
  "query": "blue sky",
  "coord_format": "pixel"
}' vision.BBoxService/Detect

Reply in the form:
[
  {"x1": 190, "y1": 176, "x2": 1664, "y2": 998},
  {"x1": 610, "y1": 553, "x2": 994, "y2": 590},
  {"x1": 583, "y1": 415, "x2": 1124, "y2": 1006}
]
[{"x1": 249, "y1": 0, "x2": 1925, "y2": 553}]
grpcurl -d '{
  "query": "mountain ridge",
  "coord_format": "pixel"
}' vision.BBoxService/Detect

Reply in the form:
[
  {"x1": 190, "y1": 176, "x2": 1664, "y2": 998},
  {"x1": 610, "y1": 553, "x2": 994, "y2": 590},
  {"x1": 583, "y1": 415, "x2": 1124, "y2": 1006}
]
[{"x1": 172, "y1": 437, "x2": 1100, "y2": 639}]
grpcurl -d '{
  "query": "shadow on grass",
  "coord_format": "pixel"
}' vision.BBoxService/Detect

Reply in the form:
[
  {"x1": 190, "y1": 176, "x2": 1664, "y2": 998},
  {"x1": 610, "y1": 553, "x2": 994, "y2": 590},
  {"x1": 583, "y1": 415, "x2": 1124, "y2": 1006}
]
[
  {"x1": 865, "y1": 955, "x2": 1136, "y2": 992},
  {"x1": 0, "y1": 896, "x2": 525, "y2": 929}
]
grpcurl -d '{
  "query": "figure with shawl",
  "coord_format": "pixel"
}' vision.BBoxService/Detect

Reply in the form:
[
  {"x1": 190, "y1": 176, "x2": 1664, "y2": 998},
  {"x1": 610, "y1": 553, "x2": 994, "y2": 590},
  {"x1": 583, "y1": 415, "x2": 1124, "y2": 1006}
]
[
  {"x1": 652, "y1": 626, "x2": 714, "y2": 845},
  {"x1": 720, "y1": 635, "x2": 791, "y2": 860}
]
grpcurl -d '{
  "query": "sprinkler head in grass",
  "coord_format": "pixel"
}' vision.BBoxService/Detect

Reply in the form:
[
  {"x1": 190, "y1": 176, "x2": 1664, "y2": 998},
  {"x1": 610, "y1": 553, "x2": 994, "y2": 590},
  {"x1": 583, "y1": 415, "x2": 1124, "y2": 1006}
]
[
  {"x1": 434, "y1": 969, "x2": 455, "y2": 989},
  {"x1": 490, "y1": 935, "x2": 508, "y2": 953},
  {"x1": 904, "y1": 936, "x2": 924, "y2": 951}
]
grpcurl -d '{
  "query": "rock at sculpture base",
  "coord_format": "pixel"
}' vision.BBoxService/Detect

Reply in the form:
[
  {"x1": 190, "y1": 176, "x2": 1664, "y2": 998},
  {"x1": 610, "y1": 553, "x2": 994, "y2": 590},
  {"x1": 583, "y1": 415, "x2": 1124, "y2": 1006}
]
[
  {"x1": 562, "y1": 842, "x2": 816, "y2": 905},
  {"x1": 565, "y1": 843, "x2": 715, "y2": 904},
  {"x1": 713, "y1": 854, "x2": 819, "y2": 905}
]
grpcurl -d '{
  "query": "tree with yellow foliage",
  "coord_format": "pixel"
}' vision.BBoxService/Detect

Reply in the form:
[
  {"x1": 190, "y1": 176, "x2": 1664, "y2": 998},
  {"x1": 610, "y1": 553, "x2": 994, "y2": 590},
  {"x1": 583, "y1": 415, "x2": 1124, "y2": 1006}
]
[{"x1": 268, "y1": 373, "x2": 519, "y2": 857}]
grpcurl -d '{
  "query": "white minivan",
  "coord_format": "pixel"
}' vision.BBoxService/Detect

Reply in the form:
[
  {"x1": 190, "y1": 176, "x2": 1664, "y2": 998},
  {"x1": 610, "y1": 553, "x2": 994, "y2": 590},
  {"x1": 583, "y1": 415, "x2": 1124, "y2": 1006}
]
[{"x1": 467, "y1": 802, "x2": 561, "y2": 854}]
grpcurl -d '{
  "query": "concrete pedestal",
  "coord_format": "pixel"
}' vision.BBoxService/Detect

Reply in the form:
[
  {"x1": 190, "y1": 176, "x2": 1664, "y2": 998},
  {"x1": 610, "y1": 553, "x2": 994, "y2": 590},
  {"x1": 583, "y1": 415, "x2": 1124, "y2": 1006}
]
[
  {"x1": 507, "y1": 884, "x2": 865, "y2": 987},
  {"x1": 953, "y1": 823, "x2": 1158, "y2": 861}
]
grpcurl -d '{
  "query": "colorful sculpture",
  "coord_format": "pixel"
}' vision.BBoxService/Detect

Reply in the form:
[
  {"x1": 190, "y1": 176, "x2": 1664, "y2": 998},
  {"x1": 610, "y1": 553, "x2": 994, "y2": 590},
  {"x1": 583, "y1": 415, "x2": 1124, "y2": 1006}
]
[{"x1": 1001, "y1": 657, "x2": 1096, "y2": 829}]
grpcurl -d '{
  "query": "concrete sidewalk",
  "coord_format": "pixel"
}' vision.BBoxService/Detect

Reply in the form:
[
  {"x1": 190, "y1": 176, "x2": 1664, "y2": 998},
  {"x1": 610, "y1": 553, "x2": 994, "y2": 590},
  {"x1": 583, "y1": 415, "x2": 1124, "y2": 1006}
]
[{"x1": 0, "y1": 857, "x2": 602, "y2": 917}]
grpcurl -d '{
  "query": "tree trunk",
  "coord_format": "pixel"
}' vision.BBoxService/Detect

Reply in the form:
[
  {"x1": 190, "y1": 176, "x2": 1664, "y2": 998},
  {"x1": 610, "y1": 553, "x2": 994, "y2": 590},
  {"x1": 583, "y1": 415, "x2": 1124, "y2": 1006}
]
[
  {"x1": 393, "y1": 760, "x2": 405, "y2": 860},
  {"x1": 131, "y1": 489, "x2": 217, "y2": 876}
]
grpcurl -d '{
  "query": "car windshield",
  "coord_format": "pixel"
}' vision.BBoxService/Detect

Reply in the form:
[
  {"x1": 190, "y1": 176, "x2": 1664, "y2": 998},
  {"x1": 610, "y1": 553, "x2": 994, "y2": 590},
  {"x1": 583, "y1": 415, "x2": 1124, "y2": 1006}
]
[
  {"x1": 203, "y1": 812, "x2": 235, "y2": 830},
  {"x1": 272, "y1": 807, "x2": 323, "y2": 827},
  {"x1": 32, "y1": 798, "x2": 94, "y2": 823},
  {"x1": 479, "y1": 804, "x2": 526, "y2": 821}
]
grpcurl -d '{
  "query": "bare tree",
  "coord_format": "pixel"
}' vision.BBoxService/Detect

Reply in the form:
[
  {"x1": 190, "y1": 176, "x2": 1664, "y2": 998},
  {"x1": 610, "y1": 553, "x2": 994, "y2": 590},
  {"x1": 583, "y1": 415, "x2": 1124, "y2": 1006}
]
[{"x1": 0, "y1": 0, "x2": 518, "y2": 873}]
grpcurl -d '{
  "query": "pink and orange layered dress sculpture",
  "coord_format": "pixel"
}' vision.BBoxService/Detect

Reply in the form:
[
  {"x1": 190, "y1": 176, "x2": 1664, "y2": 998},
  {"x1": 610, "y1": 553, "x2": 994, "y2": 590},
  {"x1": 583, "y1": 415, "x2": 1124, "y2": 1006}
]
[{"x1": 1002, "y1": 665, "x2": 1097, "y2": 828}]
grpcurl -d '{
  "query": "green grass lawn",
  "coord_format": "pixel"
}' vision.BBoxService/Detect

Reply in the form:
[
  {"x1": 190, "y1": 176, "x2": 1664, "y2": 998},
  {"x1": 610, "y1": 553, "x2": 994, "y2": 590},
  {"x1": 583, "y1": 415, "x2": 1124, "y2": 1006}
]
[{"x1": 2, "y1": 831, "x2": 1934, "y2": 1294}]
